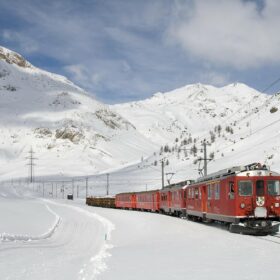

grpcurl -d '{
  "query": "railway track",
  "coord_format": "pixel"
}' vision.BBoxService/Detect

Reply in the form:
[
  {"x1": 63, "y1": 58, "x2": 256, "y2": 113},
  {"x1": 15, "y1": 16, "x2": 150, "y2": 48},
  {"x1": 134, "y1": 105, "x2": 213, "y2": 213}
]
[{"x1": 256, "y1": 233, "x2": 280, "y2": 245}]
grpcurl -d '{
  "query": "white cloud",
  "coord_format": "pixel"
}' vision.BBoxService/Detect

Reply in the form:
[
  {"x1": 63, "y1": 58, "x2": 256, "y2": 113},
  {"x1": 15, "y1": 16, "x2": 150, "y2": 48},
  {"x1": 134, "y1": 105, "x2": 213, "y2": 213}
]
[
  {"x1": 2, "y1": 30, "x2": 38, "y2": 53},
  {"x1": 198, "y1": 70, "x2": 230, "y2": 86},
  {"x1": 168, "y1": 0, "x2": 280, "y2": 69},
  {"x1": 64, "y1": 64, "x2": 104, "y2": 90},
  {"x1": 64, "y1": 64, "x2": 87, "y2": 82},
  {"x1": 2, "y1": 0, "x2": 277, "y2": 102}
]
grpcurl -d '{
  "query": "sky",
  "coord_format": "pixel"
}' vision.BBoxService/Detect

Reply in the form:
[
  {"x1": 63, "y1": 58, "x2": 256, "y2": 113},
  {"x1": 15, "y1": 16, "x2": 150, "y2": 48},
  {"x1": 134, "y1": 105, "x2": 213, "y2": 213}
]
[{"x1": 1, "y1": 0, "x2": 280, "y2": 104}]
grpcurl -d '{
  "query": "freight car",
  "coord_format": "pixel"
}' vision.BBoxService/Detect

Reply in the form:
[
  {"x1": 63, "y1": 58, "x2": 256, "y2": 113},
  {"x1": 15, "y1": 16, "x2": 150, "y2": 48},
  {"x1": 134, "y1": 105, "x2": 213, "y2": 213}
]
[{"x1": 86, "y1": 196, "x2": 115, "y2": 208}]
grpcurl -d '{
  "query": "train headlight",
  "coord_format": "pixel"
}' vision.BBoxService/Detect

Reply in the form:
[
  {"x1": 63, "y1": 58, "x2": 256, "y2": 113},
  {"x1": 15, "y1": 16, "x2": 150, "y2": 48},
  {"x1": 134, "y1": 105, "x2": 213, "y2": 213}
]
[
  {"x1": 275, "y1": 202, "x2": 280, "y2": 208},
  {"x1": 261, "y1": 221, "x2": 267, "y2": 227},
  {"x1": 240, "y1": 203, "x2": 246, "y2": 209}
]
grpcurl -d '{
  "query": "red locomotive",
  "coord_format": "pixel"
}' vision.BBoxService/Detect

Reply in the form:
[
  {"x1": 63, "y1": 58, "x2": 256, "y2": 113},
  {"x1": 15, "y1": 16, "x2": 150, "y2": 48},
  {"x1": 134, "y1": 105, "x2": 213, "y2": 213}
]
[
  {"x1": 87, "y1": 163, "x2": 280, "y2": 235},
  {"x1": 185, "y1": 163, "x2": 280, "y2": 234}
]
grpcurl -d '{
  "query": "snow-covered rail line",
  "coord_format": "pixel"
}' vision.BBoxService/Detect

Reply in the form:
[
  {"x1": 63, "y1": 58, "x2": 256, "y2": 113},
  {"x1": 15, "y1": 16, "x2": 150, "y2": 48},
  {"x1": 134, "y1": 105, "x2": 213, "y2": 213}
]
[{"x1": 256, "y1": 234, "x2": 280, "y2": 245}]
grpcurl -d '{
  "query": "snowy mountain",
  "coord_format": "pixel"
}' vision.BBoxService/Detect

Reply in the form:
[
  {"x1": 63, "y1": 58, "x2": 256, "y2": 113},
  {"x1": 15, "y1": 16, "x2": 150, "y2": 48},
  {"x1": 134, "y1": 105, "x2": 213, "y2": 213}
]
[
  {"x1": 0, "y1": 46, "x2": 156, "y2": 179},
  {"x1": 112, "y1": 83, "x2": 268, "y2": 145},
  {"x1": 1, "y1": 45, "x2": 280, "y2": 187},
  {"x1": 110, "y1": 83, "x2": 280, "y2": 191}
]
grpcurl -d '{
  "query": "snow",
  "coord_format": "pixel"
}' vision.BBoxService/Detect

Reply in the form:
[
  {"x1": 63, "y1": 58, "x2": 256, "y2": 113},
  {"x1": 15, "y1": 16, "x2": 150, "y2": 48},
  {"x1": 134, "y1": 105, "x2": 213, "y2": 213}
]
[
  {"x1": 1, "y1": 45, "x2": 280, "y2": 191},
  {"x1": 92, "y1": 207, "x2": 280, "y2": 280},
  {"x1": 1, "y1": 46, "x2": 280, "y2": 279},
  {"x1": 0, "y1": 186, "x2": 114, "y2": 280},
  {"x1": 0, "y1": 182, "x2": 279, "y2": 280},
  {"x1": 0, "y1": 46, "x2": 156, "y2": 180}
]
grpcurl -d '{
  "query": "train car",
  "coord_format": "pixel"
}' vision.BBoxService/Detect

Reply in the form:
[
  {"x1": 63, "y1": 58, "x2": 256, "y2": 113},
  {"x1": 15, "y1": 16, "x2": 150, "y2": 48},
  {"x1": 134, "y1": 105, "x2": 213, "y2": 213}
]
[
  {"x1": 86, "y1": 196, "x2": 115, "y2": 208},
  {"x1": 159, "y1": 187, "x2": 171, "y2": 213},
  {"x1": 185, "y1": 184, "x2": 205, "y2": 220},
  {"x1": 135, "y1": 190, "x2": 160, "y2": 212},
  {"x1": 185, "y1": 163, "x2": 280, "y2": 234},
  {"x1": 159, "y1": 180, "x2": 193, "y2": 216},
  {"x1": 115, "y1": 192, "x2": 136, "y2": 209}
]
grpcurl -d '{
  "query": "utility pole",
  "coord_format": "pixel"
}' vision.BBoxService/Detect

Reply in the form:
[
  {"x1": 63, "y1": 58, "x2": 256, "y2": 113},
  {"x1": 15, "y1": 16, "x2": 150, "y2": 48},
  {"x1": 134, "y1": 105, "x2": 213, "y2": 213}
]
[
  {"x1": 27, "y1": 147, "x2": 37, "y2": 183},
  {"x1": 85, "y1": 177, "x2": 88, "y2": 198},
  {"x1": 203, "y1": 140, "x2": 207, "y2": 176},
  {"x1": 198, "y1": 139, "x2": 212, "y2": 177},
  {"x1": 52, "y1": 183, "x2": 54, "y2": 198},
  {"x1": 72, "y1": 179, "x2": 74, "y2": 196},
  {"x1": 42, "y1": 182, "x2": 45, "y2": 197},
  {"x1": 106, "y1": 174, "x2": 109, "y2": 196},
  {"x1": 62, "y1": 182, "x2": 64, "y2": 199},
  {"x1": 161, "y1": 160, "x2": 165, "y2": 189}
]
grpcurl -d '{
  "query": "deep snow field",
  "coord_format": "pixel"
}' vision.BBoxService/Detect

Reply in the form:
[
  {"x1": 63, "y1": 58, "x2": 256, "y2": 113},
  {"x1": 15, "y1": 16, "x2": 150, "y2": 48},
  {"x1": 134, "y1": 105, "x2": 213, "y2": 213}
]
[{"x1": 0, "y1": 183, "x2": 279, "y2": 280}]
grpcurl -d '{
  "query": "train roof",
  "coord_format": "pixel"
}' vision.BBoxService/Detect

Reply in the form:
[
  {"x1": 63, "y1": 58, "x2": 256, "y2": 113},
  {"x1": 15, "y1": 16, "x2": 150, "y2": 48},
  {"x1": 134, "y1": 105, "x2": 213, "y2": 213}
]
[
  {"x1": 162, "y1": 180, "x2": 195, "y2": 191},
  {"x1": 195, "y1": 162, "x2": 280, "y2": 183},
  {"x1": 134, "y1": 189, "x2": 160, "y2": 194},
  {"x1": 88, "y1": 195, "x2": 115, "y2": 198}
]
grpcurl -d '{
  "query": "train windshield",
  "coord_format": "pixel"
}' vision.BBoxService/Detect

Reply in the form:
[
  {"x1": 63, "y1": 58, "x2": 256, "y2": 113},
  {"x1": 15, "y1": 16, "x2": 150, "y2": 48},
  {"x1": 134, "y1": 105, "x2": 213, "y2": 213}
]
[
  {"x1": 256, "y1": 180, "x2": 264, "y2": 196},
  {"x1": 267, "y1": 180, "x2": 280, "y2": 196},
  {"x1": 238, "y1": 180, "x2": 253, "y2": 196}
]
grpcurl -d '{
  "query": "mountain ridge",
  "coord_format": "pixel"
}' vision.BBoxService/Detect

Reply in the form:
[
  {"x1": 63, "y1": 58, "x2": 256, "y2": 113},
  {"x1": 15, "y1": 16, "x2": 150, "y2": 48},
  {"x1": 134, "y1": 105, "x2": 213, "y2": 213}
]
[
  {"x1": 1, "y1": 45, "x2": 280, "y2": 187},
  {"x1": 0, "y1": 46, "x2": 156, "y2": 179}
]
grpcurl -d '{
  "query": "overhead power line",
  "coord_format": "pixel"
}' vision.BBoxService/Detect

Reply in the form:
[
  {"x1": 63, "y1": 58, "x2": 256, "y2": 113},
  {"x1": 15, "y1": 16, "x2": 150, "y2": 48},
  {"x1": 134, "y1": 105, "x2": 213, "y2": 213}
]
[{"x1": 262, "y1": 76, "x2": 280, "y2": 93}]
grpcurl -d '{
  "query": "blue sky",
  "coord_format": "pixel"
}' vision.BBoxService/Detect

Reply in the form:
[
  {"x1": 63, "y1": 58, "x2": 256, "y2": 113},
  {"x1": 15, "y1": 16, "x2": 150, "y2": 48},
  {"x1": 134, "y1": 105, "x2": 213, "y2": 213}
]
[{"x1": 1, "y1": 0, "x2": 280, "y2": 103}]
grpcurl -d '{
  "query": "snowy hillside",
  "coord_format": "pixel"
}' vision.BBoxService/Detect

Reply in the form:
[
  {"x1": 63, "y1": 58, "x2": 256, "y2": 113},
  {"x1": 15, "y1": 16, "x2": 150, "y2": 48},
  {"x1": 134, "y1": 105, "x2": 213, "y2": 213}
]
[
  {"x1": 1, "y1": 45, "x2": 280, "y2": 188},
  {"x1": 109, "y1": 83, "x2": 280, "y2": 192},
  {"x1": 0, "y1": 46, "x2": 156, "y2": 179},
  {"x1": 112, "y1": 83, "x2": 268, "y2": 145},
  {"x1": 1, "y1": 46, "x2": 280, "y2": 280}
]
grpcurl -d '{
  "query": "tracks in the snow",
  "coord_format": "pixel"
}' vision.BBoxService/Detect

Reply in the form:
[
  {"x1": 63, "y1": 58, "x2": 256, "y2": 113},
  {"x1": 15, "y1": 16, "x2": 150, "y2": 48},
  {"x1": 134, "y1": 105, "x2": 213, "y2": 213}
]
[{"x1": 256, "y1": 233, "x2": 280, "y2": 245}]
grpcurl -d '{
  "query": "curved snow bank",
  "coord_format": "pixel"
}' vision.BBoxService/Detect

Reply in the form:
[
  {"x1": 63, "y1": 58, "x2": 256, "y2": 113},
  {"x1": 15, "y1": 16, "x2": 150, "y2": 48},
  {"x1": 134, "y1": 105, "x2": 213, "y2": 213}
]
[
  {"x1": 79, "y1": 243, "x2": 114, "y2": 280},
  {"x1": 0, "y1": 203, "x2": 61, "y2": 242},
  {"x1": 74, "y1": 207, "x2": 115, "y2": 280},
  {"x1": 45, "y1": 200, "x2": 115, "y2": 279}
]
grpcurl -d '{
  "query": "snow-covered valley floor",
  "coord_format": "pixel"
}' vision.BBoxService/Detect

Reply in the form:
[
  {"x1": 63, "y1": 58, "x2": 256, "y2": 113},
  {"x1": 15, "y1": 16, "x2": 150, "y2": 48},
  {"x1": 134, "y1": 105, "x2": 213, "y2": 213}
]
[{"x1": 0, "y1": 185, "x2": 279, "y2": 280}]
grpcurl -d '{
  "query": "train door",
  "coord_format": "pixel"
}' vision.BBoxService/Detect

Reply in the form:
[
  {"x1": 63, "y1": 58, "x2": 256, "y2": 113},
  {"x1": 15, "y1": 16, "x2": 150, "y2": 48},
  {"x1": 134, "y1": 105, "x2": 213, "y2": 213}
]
[
  {"x1": 255, "y1": 179, "x2": 266, "y2": 210},
  {"x1": 168, "y1": 191, "x2": 171, "y2": 211},
  {"x1": 202, "y1": 185, "x2": 207, "y2": 213},
  {"x1": 156, "y1": 192, "x2": 160, "y2": 211},
  {"x1": 206, "y1": 183, "x2": 214, "y2": 213},
  {"x1": 226, "y1": 179, "x2": 236, "y2": 216}
]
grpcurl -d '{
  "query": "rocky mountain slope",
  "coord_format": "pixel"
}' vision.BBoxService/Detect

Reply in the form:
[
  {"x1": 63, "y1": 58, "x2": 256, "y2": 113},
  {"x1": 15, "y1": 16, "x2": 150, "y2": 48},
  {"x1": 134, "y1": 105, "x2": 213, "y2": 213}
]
[
  {"x1": 1, "y1": 45, "x2": 280, "y2": 188},
  {"x1": 0, "y1": 46, "x2": 156, "y2": 179}
]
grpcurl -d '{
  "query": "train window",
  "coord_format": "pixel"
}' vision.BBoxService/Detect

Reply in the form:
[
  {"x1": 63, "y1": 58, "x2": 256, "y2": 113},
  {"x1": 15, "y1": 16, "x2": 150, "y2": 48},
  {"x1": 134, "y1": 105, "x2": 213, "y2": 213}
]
[
  {"x1": 228, "y1": 181, "x2": 235, "y2": 199},
  {"x1": 207, "y1": 185, "x2": 212, "y2": 199},
  {"x1": 195, "y1": 188, "x2": 199, "y2": 199},
  {"x1": 256, "y1": 180, "x2": 264, "y2": 196},
  {"x1": 267, "y1": 181, "x2": 280, "y2": 196},
  {"x1": 238, "y1": 181, "x2": 253, "y2": 196},
  {"x1": 215, "y1": 183, "x2": 220, "y2": 200}
]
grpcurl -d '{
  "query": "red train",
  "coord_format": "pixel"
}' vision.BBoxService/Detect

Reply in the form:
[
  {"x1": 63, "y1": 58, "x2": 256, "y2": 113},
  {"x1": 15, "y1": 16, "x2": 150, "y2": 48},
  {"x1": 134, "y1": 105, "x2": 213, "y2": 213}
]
[{"x1": 89, "y1": 163, "x2": 280, "y2": 235}]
